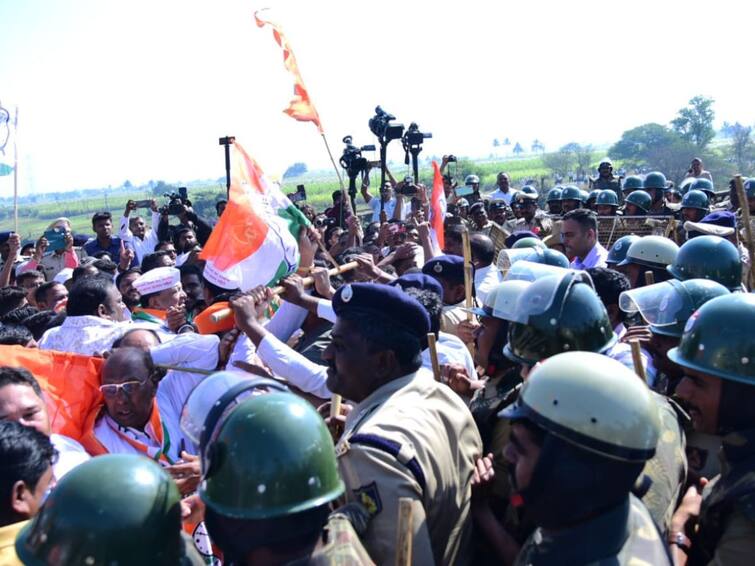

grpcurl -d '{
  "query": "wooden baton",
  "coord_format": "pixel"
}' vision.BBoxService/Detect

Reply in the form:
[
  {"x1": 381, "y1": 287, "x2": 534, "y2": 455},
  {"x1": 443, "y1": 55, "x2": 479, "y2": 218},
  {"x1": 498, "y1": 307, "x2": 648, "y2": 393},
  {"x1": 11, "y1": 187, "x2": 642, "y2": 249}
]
[
  {"x1": 395, "y1": 498, "x2": 414, "y2": 566},
  {"x1": 427, "y1": 333, "x2": 442, "y2": 382},
  {"x1": 630, "y1": 339, "x2": 647, "y2": 382},
  {"x1": 209, "y1": 261, "x2": 359, "y2": 323}
]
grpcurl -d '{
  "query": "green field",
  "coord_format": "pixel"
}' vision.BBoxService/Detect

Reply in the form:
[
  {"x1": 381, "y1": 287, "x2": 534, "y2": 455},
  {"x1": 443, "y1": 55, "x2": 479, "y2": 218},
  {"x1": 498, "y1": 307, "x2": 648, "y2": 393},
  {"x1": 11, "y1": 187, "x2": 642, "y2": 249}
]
[{"x1": 0, "y1": 154, "x2": 556, "y2": 241}]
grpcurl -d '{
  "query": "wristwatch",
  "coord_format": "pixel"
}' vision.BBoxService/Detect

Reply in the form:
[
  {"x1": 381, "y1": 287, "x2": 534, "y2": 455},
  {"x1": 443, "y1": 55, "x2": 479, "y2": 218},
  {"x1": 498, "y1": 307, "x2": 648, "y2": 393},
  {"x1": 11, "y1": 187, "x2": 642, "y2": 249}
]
[{"x1": 669, "y1": 531, "x2": 691, "y2": 552}]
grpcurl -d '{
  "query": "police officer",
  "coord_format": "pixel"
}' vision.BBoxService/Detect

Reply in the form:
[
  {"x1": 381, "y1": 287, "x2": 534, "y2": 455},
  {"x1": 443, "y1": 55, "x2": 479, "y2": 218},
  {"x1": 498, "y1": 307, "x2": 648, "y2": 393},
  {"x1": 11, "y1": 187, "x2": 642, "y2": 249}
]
[
  {"x1": 623, "y1": 190, "x2": 652, "y2": 216},
  {"x1": 545, "y1": 187, "x2": 562, "y2": 215},
  {"x1": 680, "y1": 189, "x2": 710, "y2": 224},
  {"x1": 668, "y1": 294, "x2": 755, "y2": 564},
  {"x1": 622, "y1": 175, "x2": 644, "y2": 196},
  {"x1": 324, "y1": 283, "x2": 482, "y2": 565},
  {"x1": 585, "y1": 189, "x2": 601, "y2": 211},
  {"x1": 591, "y1": 158, "x2": 622, "y2": 200},
  {"x1": 504, "y1": 190, "x2": 552, "y2": 238},
  {"x1": 559, "y1": 185, "x2": 583, "y2": 214},
  {"x1": 423, "y1": 254, "x2": 473, "y2": 339},
  {"x1": 644, "y1": 172, "x2": 674, "y2": 216},
  {"x1": 595, "y1": 189, "x2": 620, "y2": 216},
  {"x1": 618, "y1": 235, "x2": 679, "y2": 288},
  {"x1": 606, "y1": 234, "x2": 641, "y2": 273},
  {"x1": 667, "y1": 235, "x2": 742, "y2": 291},
  {"x1": 197, "y1": 391, "x2": 373, "y2": 565},
  {"x1": 15, "y1": 454, "x2": 205, "y2": 565},
  {"x1": 500, "y1": 353, "x2": 671, "y2": 565}
]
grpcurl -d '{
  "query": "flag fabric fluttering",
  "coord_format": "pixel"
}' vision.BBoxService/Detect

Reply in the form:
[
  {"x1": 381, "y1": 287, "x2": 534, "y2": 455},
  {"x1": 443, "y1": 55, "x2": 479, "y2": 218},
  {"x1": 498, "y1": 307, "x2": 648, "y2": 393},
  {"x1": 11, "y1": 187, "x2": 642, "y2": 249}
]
[
  {"x1": 0, "y1": 345, "x2": 103, "y2": 442},
  {"x1": 430, "y1": 161, "x2": 447, "y2": 252},
  {"x1": 199, "y1": 140, "x2": 309, "y2": 291},
  {"x1": 254, "y1": 10, "x2": 323, "y2": 133},
  {"x1": 0, "y1": 101, "x2": 15, "y2": 177}
]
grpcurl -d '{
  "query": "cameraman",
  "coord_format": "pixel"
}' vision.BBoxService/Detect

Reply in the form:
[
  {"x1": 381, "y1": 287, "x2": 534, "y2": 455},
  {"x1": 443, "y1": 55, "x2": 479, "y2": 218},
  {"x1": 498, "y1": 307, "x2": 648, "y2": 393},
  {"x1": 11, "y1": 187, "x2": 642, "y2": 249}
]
[
  {"x1": 360, "y1": 166, "x2": 409, "y2": 223},
  {"x1": 18, "y1": 218, "x2": 84, "y2": 282},
  {"x1": 157, "y1": 201, "x2": 212, "y2": 250}
]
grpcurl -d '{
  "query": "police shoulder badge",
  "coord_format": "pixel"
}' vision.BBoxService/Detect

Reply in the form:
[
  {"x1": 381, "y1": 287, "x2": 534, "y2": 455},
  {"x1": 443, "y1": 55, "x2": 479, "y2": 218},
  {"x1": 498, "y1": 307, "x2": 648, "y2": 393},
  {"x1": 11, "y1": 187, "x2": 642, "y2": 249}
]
[
  {"x1": 353, "y1": 482, "x2": 382, "y2": 517},
  {"x1": 433, "y1": 262, "x2": 443, "y2": 273}
]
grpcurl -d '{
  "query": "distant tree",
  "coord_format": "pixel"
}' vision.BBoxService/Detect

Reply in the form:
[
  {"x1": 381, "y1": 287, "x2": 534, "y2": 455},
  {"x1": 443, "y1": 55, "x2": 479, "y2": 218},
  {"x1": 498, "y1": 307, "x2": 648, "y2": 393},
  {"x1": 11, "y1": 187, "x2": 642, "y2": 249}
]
[
  {"x1": 283, "y1": 162, "x2": 308, "y2": 178},
  {"x1": 610, "y1": 123, "x2": 680, "y2": 164},
  {"x1": 532, "y1": 139, "x2": 545, "y2": 153},
  {"x1": 493, "y1": 138, "x2": 500, "y2": 147},
  {"x1": 512, "y1": 142, "x2": 524, "y2": 156},
  {"x1": 123, "y1": 180, "x2": 133, "y2": 189},
  {"x1": 543, "y1": 149, "x2": 573, "y2": 179},
  {"x1": 671, "y1": 96, "x2": 716, "y2": 149},
  {"x1": 575, "y1": 144, "x2": 593, "y2": 177},
  {"x1": 727, "y1": 123, "x2": 755, "y2": 173},
  {"x1": 503, "y1": 138, "x2": 511, "y2": 146}
]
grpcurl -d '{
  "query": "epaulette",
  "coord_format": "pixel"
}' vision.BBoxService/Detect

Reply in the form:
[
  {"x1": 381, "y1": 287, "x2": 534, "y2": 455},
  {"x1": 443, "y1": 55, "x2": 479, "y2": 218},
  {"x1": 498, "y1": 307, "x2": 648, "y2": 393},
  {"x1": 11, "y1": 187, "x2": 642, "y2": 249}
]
[{"x1": 348, "y1": 433, "x2": 426, "y2": 493}]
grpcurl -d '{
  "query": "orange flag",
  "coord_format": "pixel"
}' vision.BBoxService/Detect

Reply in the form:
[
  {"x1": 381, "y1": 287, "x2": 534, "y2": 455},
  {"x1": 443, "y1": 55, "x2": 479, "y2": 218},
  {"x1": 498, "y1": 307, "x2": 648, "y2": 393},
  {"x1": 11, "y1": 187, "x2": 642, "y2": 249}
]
[
  {"x1": 0, "y1": 345, "x2": 103, "y2": 441},
  {"x1": 254, "y1": 10, "x2": 323, "y2": 132}
]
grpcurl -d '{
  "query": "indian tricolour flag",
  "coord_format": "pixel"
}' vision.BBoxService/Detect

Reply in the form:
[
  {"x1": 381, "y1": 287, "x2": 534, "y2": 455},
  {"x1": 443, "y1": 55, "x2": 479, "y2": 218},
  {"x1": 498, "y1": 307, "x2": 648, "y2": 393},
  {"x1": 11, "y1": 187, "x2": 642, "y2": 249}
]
[{"x1": 199, "y1": 140, "x2": 308, "y2": 291}]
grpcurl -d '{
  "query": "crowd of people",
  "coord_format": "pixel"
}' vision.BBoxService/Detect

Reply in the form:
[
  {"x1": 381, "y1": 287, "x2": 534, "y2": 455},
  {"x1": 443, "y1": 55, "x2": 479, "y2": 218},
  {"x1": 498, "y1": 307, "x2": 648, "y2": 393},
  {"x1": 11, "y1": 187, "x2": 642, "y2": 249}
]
[{"x1": 0, "y1": 153, "x2": 754, "y2": 565}]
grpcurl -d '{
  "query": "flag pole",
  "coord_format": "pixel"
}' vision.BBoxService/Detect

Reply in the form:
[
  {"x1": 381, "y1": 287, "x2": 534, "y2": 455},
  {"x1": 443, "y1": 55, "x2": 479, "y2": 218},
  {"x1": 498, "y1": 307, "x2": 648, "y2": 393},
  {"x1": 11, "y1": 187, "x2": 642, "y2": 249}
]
[
  {"x1": 219, "y1": 136, "x2": 235, "y2": 198},
  {"x1": 13, "y1": 106, "x2": 18, "y2": 235}
]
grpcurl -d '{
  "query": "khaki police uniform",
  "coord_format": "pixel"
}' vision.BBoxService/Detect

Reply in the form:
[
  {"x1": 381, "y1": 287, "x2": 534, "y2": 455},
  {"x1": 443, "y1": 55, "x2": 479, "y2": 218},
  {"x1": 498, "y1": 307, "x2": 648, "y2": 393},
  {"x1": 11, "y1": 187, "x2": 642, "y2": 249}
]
[{"x1": 336, "y1": 369, "x2": 482, "y2": 566}]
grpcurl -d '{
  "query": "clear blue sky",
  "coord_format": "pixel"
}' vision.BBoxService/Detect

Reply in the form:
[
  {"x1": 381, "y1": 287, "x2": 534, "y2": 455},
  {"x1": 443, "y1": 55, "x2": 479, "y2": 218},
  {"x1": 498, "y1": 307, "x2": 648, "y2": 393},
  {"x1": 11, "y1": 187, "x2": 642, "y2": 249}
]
[{"x1": 1, "y1": 0, "x2": 752, "y2": 196}]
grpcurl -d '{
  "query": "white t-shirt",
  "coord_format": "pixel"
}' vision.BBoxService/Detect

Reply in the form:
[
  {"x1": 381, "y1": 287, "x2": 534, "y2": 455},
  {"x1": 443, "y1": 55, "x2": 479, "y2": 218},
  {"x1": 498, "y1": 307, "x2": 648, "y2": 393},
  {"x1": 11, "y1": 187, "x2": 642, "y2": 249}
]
[
  {"x1": 367, "y1": 197, "x2": 409, "y2": 223},
  {"x1": 487, "y1": 188, "x2": 517, "y2": 205},
  {"x1": 50, "y1": 433, "x2": 90, "y2": 479}
]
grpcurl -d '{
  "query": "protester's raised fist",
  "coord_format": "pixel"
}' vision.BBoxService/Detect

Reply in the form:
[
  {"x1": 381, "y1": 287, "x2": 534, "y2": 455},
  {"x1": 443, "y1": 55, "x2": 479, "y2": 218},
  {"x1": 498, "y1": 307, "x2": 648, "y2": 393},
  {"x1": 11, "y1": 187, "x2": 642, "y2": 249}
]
[{"x1": 126, "y1": 200, "x2": 137, "y2": 212}]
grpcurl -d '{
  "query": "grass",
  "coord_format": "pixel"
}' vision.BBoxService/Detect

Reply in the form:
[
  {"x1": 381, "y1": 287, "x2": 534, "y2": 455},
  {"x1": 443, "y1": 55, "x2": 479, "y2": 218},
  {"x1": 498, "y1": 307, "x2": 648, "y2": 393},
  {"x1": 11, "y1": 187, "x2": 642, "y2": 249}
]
[{"x1": 1, "y1": 153, "x2": 558, "y2": 241}]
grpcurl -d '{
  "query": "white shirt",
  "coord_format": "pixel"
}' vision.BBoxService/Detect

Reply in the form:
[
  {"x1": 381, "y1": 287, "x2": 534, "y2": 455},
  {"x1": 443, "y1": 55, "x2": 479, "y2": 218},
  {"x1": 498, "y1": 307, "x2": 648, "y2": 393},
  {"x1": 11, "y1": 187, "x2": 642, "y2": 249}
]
[
  {"x1": 50, "y1": 433, "x2": 90, "y2": 479},
  {"x1": 487, "y1": 188, "x2": 517, "y2": 205},
  {"x1": 367, "y1": 196, "x2": 409, "y2": 223},
  {"x1": 474, "y1": 263, "x2": 503, "y2": 304},
  {"x1": 570, "y1": 242, "x2": 609, "y2": 270},
  {"x1": 421, "y1": 331, "x2": 476, "y2": 381},
  {"x1": 605, "y1": 339, "x2": 657, "y2": 388},
  {"x1": 39, "y1": 316, "x2": 125, "y2": 355},
  {"x1": 119, "y1": 211, "x2": 161, "y2": 264},
  {"x1": 93, "y1": 410, "x2": 190, "y2": 464}
]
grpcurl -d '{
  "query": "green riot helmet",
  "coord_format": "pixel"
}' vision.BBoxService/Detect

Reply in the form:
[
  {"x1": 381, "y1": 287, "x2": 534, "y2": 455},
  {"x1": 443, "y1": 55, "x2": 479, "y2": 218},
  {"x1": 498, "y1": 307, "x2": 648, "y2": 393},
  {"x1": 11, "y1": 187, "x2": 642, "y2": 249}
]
[
  {"x1": 16, "y1": 455, "x2": 191, "y2": 566},
  {"x1": 622, "y1": 175, "x2": 644, "y2": 193},
  {"x1": 520, "y1": 185, "x2": 539, "y2": 199},
  {"x1": 578, "y1": 189, "x2": 590, "y2": 203},
  {"x1": 465, "y1": 174, "x2": 480, "y2": 186},
  {"x1": 619, "y1": 278, "x2": 730, "y2": 338},
  {"x1": 200, "y1": 392, "x2": 344, "y2": 520},
  {"x1": 500, "y1": 352, "x2": 659, "y2": 462},
  {"x1": 681, "y1": 189, "x2": 710, "y2": 211},
  {"x1": 618, "y1": 235, "x2": 679, "y2": 270},
  {"x1": 547, "y1": 187, "x2": 563, "y2": 203},
  {"x1": 524, "y1": 247, "x2": 570, "y2": 268},
  {"x1": 499, "y1": 266, "x2": 616, "y2": 364},
  {"x1": 689, "y1": 178, "x2": 715, "y2": 197},
  {"x1": 606, "y1": 234, "x2": 641, "y2": 265},
  {"x1": 512, "y1": 236, "x2": 546, "y2": 250},
  {"x1": 745, "y1": 178, "x2": 755, "y2": 199},
  {"x1": 667, "y1": 235, "x2": 742, "y2": 291},
  {"x1": 679, "y1": 177, "x2": 696, "y2": 195},
  {"x1": 644, "y1": 171, "x2": 668, "y2": 191},
  {"x1": 596, "y1": 189, "x2": 619, "y2": 207},
  {"x1": 560, "y1": 185, "x2": 582, "y2": 202},
  {"x1": 587, "y1": 189, "x2": 601, "y2": 203},
  {"x1": 624, "y1": 190, "x2": 652, "y2": 213},
  {"x1": 668, "y1": 293, "x2": 755, "y2": 386}
]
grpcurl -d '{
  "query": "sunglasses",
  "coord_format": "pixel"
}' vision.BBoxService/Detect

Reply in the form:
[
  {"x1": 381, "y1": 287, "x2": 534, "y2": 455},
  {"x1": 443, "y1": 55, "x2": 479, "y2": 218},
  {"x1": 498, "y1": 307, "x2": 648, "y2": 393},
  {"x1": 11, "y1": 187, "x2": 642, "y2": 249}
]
[{"x1": 99, "y1": 380, "x2": 147, "y2": 399}]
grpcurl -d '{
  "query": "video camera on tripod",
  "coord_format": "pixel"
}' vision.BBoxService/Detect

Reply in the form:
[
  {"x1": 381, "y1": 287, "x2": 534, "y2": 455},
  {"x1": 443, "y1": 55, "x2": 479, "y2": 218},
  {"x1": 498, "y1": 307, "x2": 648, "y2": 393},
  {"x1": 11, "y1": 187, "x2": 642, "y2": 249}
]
[
  {"x1": 339, "y1": 136, "x2": 376, "y2": 210},
  {"x1": 162, "y1": 187, "x2": 190, "y2": 215},
  {"x1": 402, "y1": 122, "x2": 432, "y2": 183},
  {"x1": 368, "y1": 106, "x2": 404, "y2": 142}
]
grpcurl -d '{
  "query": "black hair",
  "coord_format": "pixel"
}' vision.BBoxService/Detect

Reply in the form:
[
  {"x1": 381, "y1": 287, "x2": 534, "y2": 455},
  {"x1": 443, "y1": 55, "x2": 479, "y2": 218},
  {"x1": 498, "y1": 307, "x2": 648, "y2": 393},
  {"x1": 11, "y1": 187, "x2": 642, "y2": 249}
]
[
  {"x1": 1, "y1": 306, "x2": 39, "y2": 325},
  {"x1": 16, "y1": 270, "x2": 45, "y2": 285},
  {"x1": 586, "y1": 267, "x2": 631, "y2": 322},
  {"x1": 201, "y1": 276, "x2": 239, "y2": 304},
  {"x1": 72, "y1": 265, "x2": 96, "y2": 282},
  {"x1": 0, "y1": 287, "x2": 27, "y2": 318},
  {"x1": 92, "y1": 251, "x2": 113, "y2": 261},
  {"x1": 338, "y1": 310, "x2": 423, "y2": 371},
  {"x1": 141, "y1": 251, "x2": 170, "y2": 273},
  {"x1": 469, "y1": 233, "x2": 495, "y2": 266},
  {"x1": 66, "y1": 274, "x2": 116, "y2": 317},
  {"x1": 172, "y1": 225, "x2": 194, "y2": 248},
  {"x1": 115, "y1": 267, "x2": 142, "y2": 290},
  {"x1": 215, "y1": 200, "x2": 227, "y2": 214},
  {"x1": 179, "y1": 263, "x2": 203, "y2": 279},
  {"x1": 92, "y1": 258, "x2": 118, "y2": 275},
  {"x1": 0, "y1": 366, "x2": 42, "y2": 396},
  {"x1": 21, "y1": 310, "x2": 65, "y2": 341},
  {"x1": 91, "y1": 211, "x2": 112, "y2": 228},
  {"x1": 0, "y1": 325, "x2": 34, "y2": 346},
  {"x1": 155, "y1": 241, "x2": 175, "y2": 252},
  {"x1": 562, "y1": 208, "x2": 598, "y2": 233},
  {"x1": 445, "y1": 226, "x2": 464, "y2": 245},
  {"x1": 0, "y1": 421, "x2": 56, "y2": 522},
  {"x1": 34, "y1": 281, "x2": 62, "y2": 307},
  {"x1": 403, "y1": 287, "x2": 443, "y2": 337}
]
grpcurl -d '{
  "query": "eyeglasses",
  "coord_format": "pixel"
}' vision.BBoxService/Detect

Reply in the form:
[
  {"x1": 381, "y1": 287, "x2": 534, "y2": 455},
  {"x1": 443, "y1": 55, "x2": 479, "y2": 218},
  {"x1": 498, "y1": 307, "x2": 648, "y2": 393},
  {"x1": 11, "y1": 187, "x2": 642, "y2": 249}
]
[{"x1": 99, "y1": 380, "x2": 147, "y2": 399}]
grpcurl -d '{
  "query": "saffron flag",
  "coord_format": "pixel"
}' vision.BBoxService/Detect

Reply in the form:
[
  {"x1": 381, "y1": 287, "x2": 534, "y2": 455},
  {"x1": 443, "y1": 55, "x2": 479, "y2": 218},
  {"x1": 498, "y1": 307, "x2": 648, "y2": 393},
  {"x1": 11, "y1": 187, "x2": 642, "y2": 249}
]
[
  {"x1": 254, "y1": 10, "x2": 323, "y2": 132},
  {"x1": 430, "y1": 161, "x2": 447, "y2": 252},
  {"x1": 199, "y1": 140, "x2": 308, "y2": 291},
  {"x1": 0, "y1": 345, "x2": 103, "y2": 441}
]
